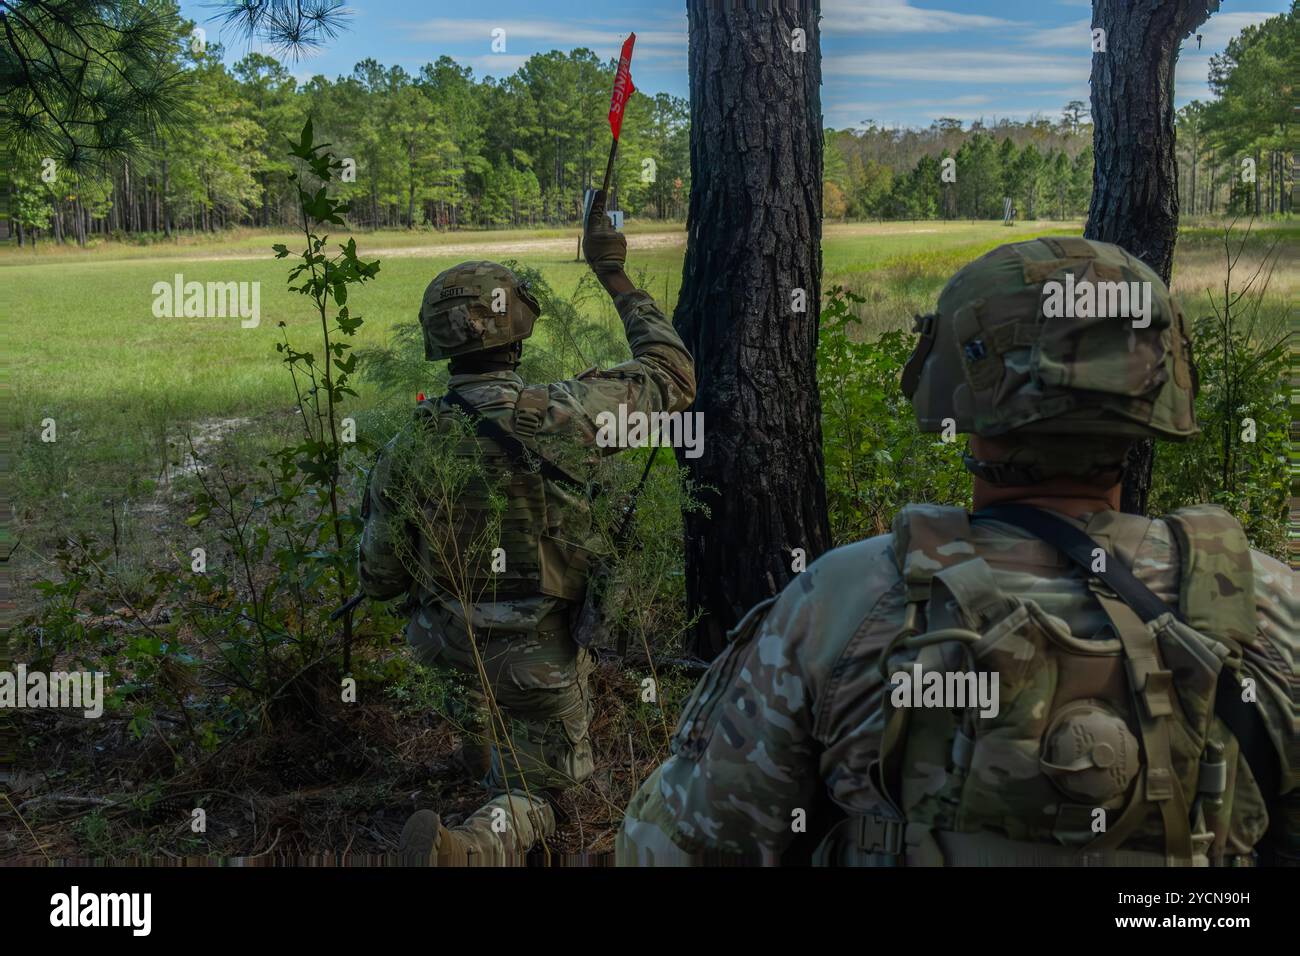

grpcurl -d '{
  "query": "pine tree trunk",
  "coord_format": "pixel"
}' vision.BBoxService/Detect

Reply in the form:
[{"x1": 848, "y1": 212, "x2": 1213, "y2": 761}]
[
  {"x1": 675, "y1": 0, "x2": 830, "y2": 660},
  {"x1": 1254, "y1": 149, "x2": 1261, "y2": 214},
  {"x1": 1084, "y1": 0, "x2": 1214, "y2": 516},
  {"x1": 162, "y1": 159, "x2": 172, "y2": 238},
  {"x1": 125, "y1": 159, "x2": 133, "y2": 233}
]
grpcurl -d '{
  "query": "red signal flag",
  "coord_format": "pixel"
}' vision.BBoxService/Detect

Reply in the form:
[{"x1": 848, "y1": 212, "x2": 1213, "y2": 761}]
[{"x1": 608, "y1": 33, "x2": 637, "y2": 141}]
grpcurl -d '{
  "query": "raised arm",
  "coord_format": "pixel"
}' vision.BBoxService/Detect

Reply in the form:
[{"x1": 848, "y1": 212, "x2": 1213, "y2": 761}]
[{"x1": 539, "y1": 190, "x2": 695, "y2": 447}]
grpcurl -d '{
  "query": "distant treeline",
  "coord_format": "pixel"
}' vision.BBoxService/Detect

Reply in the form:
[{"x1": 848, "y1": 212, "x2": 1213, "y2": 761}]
[
  {"x1": 824, "y1": 115, "x2": 1094, "y2": 221},
  {"x1": 3, "y1": 3, "x2": 1291, "y2": 244},
  {"x1": 824, "y1": 6, "x2": 1294, "y2": 224},
  {"x1": 5, "y1": 38, "x2": 691, "y2": 242}
]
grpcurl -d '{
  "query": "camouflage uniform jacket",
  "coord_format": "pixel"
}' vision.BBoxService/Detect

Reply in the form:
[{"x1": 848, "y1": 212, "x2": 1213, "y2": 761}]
[
  {"x1": 359, "y1": 288, "x2": 696, "y2": 640},
  {"x1": 619, "y1": 506, "x2": 1297, "y2": 865}
]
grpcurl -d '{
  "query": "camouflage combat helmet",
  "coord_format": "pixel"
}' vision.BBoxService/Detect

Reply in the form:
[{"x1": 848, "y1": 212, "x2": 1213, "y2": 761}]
[
  {"x1": 419, "y1": 260, "x2": 540, "y2": 360},
  {"x1": 902, "y1": 237, "x2": 1199, "y2": 442}
]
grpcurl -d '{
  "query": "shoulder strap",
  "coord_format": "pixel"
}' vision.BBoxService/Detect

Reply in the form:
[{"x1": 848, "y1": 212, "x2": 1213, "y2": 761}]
[
  {"x1": 891, "y1": 505, "x2": 977, "y2": 602},
  {"x1": 972, "y1": 504, "x2": 1281, "y2": 802},
  {"x1": 975, "y1": 505, "x2": 1168, "y2": 619},
  {"x1": 1164, "y1": 505, "x2": 1257, "y2": 647},
  {"x1": 443, "y1": 387, "x2": 585, "y2": 489}
]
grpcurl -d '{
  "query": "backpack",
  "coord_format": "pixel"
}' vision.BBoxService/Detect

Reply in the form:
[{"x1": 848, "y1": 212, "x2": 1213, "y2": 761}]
[
  {"x1": 417, "y1": 386, "x2": 596, "y2": 603},
  {"x1": 827, "y1": 503, "x2": 1270, "y2": 866}
]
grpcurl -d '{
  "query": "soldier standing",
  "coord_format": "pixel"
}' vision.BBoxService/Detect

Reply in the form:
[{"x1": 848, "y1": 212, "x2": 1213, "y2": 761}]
[
  {"x1": 618, "y1": 237, "x2": 1296, "y2": 866},
  {"x1": 361, "y1": 191, "x2": 695, "y2": 864}
]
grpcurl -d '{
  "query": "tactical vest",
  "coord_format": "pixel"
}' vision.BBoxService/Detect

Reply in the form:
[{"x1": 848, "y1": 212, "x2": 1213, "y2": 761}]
[
  {"x1": 819, "y1": 504, "x2": 1269, "y2": 867},
  {"x1": 417, "y1": 386, "x2": 596, "y2": 604}
]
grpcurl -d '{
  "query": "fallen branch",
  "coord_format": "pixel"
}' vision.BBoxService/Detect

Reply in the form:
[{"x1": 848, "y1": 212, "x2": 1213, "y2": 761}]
[{"x1": 17, "y1": 794, "x2": 117, "y2": 813}]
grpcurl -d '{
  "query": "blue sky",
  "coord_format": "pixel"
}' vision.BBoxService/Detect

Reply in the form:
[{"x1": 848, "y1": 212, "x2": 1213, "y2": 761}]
[{"x1": 182, "y1": 0, "x2": 1289, "y2": 129}]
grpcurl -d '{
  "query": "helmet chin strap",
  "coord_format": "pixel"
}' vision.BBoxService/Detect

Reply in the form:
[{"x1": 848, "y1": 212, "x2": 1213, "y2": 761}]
[
  {"x1": 448, "y1": 341, "x2": 523, "y2": 375},
  {"x1": 962, "y1": 436, "x2": 1129, "y2": 488}
]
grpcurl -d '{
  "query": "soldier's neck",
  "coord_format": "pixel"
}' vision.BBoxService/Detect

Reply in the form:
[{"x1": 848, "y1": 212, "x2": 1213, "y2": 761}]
[
  {"x1": 448, "y1": 358, "x2": 520, "y2": 375},
  {"x1": 448, "y1": 343, "x2": 523, "y2": 375},
  {"x1": 972, "y1": 477, "x2": 1123, "y2": 520}
]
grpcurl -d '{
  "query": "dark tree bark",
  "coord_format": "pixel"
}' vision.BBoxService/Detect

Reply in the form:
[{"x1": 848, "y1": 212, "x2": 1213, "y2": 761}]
[
  {"x1": 1084, "y1": 0, "x2": 1216, "y2": 515},
  {"x1": 674, "y1": 0, "x2": 830, "y2": 660}
]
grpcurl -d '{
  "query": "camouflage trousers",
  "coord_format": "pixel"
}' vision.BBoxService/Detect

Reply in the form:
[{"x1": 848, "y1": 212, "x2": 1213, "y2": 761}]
[
  {"x1": 443, "y1": 792, "x2": 557, "y2": 866},
  {"x1": 409, "y1": 605, "x2": 595, "y2": 861}
]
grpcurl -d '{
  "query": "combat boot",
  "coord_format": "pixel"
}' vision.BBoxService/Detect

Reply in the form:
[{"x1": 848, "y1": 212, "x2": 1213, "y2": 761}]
[
  {"x1": 398, "y1": 810, "x2": 471, "y2": 866},
  {"x1": 403, "y1": 794, "x2": 558, "y2": 866}
]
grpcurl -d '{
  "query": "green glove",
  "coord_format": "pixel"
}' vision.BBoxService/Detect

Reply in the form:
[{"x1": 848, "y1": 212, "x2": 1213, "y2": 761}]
[{"x1": 583, "y1": 189, "x2": 627, "y2": 277}]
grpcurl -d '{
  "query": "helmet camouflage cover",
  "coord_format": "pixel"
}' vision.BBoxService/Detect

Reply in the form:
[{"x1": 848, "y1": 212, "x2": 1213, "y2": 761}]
[
  {"x1": 902, "y1": 237, "x2": 1199, "y2": 441},
  {"x1": 419, "y1": 260, "x2": 541, "y2": 360}
]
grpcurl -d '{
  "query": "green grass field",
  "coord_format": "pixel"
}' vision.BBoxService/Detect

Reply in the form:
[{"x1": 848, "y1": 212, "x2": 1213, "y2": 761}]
[
  {"x1": 3, "y1": 219, "x2": 1079, "y2": 422},
  {"x1": 8, "y1": 217, "x2": 1296, "y2": 571}
]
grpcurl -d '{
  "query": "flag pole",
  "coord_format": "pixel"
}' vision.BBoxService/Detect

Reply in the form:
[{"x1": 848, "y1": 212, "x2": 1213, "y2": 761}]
[{"x1": 601, "y1": 139, "x2": 618, "y2": 196}]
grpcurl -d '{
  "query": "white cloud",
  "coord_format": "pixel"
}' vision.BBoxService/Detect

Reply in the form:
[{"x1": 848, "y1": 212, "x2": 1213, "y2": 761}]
[
  {"x1": 458, "y1": 53, "x2": 531, "y2": 77},
  {"x1": 823, "y1": 0, "x2": 1017, "y2": 34},
  {"x1": 1186, "y1": 9, "x2": 1283, "y2": 46},
  {"x1": 1026, "y1": 8, "x2": 1281, "y2": 55},
  {"x1": 831, "y1": 93, "x2": 993, "y2": 114},
  {"x1": 825, "y1": 48, "x2": 1090, "y2": 85},
  {"x1": 402, "y1": 18, "x2": 686, "y2": 62},
  {"x1": 1020, "y1": 18, "x2": 1094, "y2": 50}
]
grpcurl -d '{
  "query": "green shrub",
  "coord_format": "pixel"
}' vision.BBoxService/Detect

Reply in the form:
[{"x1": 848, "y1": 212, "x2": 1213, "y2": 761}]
[
  {"x1": 818, "y1": 286, "x2": 970, "y2": 544},
  {"x1": 1151, "y1": 226, "x2": 1290, "y2": 556}
]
